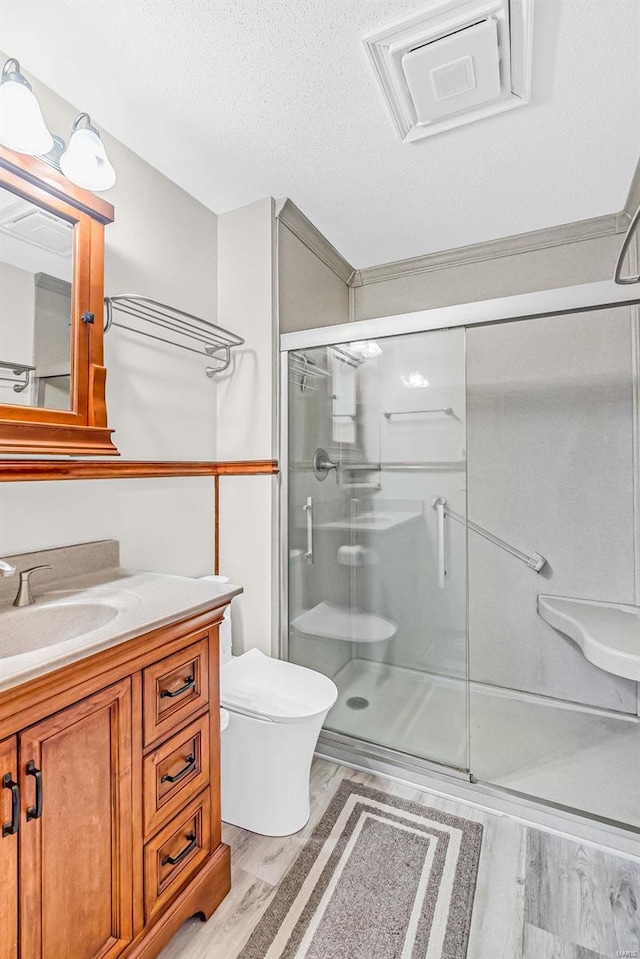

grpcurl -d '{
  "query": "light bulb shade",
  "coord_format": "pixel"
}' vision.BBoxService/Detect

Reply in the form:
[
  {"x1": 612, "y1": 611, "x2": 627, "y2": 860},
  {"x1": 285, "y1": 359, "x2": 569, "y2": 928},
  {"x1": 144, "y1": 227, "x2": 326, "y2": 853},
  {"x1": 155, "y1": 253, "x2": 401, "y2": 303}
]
[
  {"x1": 401, "y1": 372, "x2": 430, "y2": 388},
  {"x1": 0, "y1": 67, "x2": 54, "y2": 155},
  {"x1": 60, "y1": 123, "x2": 116, "y2": 192},
  {"x1": 349, "y1": 340, "x2": 383, "y2": 359}
]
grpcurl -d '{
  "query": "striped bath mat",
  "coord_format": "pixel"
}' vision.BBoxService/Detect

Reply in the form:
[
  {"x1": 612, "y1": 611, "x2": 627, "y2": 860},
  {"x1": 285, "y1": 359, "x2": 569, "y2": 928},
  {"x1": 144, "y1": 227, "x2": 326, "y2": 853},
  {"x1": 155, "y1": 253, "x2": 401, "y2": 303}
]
[{"x1": 238, "y1": 780, "x2": 483, "y2": 959}]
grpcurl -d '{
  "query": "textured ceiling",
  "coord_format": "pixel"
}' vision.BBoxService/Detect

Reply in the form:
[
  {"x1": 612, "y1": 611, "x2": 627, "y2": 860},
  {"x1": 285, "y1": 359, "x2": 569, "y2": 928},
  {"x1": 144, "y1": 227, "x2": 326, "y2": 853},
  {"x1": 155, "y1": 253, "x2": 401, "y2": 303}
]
[{"x1": 1, "y1": 0, "x2": 639, "y2": 268}]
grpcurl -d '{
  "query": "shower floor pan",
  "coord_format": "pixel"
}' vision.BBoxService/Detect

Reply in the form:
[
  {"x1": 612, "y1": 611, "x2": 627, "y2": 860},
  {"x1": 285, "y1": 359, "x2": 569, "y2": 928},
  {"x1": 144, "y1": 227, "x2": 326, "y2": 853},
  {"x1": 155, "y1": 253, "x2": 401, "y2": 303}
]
[{"x1": 325, "y1": 659, "x2": 639, "y2": 828}]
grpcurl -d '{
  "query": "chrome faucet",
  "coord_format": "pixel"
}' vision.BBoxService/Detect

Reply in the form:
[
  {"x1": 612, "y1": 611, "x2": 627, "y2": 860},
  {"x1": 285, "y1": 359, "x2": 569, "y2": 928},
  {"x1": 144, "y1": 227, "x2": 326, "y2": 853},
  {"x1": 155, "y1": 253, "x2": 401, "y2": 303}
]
[
  {"x1": 0, "y1": 559, "x2": 17, "y2": 577},
  {"x1": 12, "y1": 565, "x2": 51, "y2": 608}
]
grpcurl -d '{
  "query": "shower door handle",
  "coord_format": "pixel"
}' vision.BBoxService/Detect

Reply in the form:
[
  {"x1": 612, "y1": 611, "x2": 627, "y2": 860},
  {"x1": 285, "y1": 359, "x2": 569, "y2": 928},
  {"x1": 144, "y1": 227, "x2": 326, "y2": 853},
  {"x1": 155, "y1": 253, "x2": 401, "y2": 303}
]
[
  {"x1": 303, "y1": 496, "x2": 314, "y2": 564},
  {"x1": 433, "y1": 496, "x2": 447, "y2": 589}
]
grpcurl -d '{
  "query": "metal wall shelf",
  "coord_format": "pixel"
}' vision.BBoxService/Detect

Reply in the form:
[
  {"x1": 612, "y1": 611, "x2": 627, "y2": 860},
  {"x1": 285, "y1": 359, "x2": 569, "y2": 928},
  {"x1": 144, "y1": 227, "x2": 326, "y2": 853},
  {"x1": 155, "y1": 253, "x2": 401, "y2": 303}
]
[
  {"x1": 384, "y1": 406, "x2": 454, "y2": 419},
  {"x1": 104, "y1": 295, "x2": 244, "y2": 376},
  {"x1": 0, "y1": 360, "x2": 35, "y2": 393},
  {"x1": 289, "y1": 351, "x2": 330, "y2": 391}
]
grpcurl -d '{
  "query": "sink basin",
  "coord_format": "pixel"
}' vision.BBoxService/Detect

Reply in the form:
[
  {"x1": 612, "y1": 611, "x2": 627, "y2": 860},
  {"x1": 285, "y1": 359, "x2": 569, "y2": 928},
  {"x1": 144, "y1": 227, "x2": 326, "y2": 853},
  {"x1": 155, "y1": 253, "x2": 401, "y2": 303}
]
[
  {"x1": 0, "y1": 602, "x2": 118, "y2": 657},
  {"x1": 0, "y1": 587, "x2": 141, "y2": 659},
  {"x1": 538, "y1": 594, "x2": 640, "y2": 681}
]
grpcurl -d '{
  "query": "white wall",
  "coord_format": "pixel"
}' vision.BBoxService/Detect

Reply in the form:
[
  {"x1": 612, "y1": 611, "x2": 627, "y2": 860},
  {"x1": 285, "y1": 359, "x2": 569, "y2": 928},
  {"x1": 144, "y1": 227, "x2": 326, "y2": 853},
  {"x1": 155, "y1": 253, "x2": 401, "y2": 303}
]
[
  {"x1": 0, "y1": 56, "x2": 219, "y2": 577},
  {"x1": 0, "y1": 261, "x2": 34, "y2": 407},
  {"x1": 216, "y1": 199, "x2": 277, "y2": 654},
  {"x1": 0, "y1": 477, "x2": 214, "y2": 576}
]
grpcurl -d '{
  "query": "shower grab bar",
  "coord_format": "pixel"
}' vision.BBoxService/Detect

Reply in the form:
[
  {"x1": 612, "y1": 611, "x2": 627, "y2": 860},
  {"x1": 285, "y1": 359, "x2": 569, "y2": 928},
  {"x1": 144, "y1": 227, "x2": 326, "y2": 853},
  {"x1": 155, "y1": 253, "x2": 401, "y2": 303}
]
[
  {"x1": 288, "y1": 460, "x2": 466, "y2": 473},
  {"x1": 383, "y1": 407, "x2": 454, "y2": 419},
  {"x1": 303, "y1": 496, "x2": 314, "y2": 564},
  {"x1": 614, "y1": 204, "x2": 640, "y2": 285},
  {"x1": 431, "y1": 497, "x2": 547, "y2": 576}
]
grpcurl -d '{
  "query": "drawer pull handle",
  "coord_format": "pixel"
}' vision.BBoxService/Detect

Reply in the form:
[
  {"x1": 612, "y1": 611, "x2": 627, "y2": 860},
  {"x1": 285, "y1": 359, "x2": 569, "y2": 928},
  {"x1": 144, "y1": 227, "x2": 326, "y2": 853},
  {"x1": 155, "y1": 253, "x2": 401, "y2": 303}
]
[
  {"x1": 160, "y1": 675, "x2": 195, "y2": 699},
  {"x1": 160, "y1": 753, "x2": 196, "y2": 784},
  {"x1": 162, "y1": 832, "x2": 197, "y2": 866},
  {"x1": 2, "y1": 774, "x2": 20, "y2": 837},
  {"x1": 26, "y1": 761, "x2": 43, "y2": 821}
]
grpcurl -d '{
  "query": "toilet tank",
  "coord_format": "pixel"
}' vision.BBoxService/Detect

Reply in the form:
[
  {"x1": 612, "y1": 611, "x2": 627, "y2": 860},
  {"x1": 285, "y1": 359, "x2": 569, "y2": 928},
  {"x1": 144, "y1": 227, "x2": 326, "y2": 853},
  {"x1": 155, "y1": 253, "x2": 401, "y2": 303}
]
[{"x1": 199, "y1": 575, "x2": 233, "y2": 664}]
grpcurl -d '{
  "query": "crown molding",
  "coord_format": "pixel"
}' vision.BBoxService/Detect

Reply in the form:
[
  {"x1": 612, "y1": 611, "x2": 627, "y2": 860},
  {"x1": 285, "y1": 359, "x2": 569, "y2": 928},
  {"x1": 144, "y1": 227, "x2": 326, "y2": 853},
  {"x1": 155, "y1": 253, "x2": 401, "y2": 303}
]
[
  {"x1": 274, "y1": 198, "x2": 355, "y2": 285},
  {"x1": 276, "y1": 157, "x2": 639, "y2": 292},
  {"x1": 350, "y1": 211, "x2": 630, "y2": 288}
]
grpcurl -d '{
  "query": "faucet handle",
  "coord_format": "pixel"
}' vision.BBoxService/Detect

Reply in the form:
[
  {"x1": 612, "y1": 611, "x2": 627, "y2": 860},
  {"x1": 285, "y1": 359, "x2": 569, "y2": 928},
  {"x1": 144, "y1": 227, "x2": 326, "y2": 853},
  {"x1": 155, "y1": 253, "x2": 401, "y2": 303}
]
[
  {"x1": 19, "y1": 564, "x2": 52, "y2": 580},
  {"x1": 13, "y1": 565, "x2": 52, "y2": 608}
]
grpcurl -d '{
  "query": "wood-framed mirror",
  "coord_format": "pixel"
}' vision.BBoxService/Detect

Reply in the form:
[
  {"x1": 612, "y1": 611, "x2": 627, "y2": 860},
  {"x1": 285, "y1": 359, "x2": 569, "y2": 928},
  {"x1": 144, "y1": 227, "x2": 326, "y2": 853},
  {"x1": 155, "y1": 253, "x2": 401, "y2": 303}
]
[{"x1": 0, "y1": 145, "x2": 117, "y2": 455}]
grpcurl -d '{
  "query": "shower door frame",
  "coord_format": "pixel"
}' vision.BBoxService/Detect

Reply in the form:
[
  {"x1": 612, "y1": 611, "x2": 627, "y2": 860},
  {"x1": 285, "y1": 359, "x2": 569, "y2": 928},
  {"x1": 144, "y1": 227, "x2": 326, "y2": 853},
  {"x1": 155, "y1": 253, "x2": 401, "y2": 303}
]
[{"x1": 279, "y1": 279, "x2": 640, "y2": 785}]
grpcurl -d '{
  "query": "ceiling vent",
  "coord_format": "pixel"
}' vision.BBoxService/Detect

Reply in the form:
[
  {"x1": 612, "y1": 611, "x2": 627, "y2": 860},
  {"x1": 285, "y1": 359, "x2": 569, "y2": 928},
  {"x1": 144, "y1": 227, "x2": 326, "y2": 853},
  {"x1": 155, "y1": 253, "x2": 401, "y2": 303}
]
[
  {"x1": 0, "y1": 199, "x2": 72, "y2": 255},
  {"x1": 363, "y1": 0, "x2": 535, "y2": 142}
]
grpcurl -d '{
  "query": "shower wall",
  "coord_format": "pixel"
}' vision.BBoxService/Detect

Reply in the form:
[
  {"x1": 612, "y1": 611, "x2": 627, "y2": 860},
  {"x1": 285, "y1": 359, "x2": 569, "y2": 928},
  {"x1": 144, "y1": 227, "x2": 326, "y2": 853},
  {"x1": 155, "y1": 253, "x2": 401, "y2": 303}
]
[
  {"x1": 466, "y1": 307, "x2": 639, "y2": 824},
  {"x1": 352, "y1": 232, "x2": 627, "y2": 322},
  {"x1": 287, "y1": 330, "x2": 469, "y2": 769},
  {"x1": 287, "y1": 351, "x2": 352, "y2": 677},
  {"x1": 467, "y1": 309, "x2": 637, "y2": 712},
  {"x1": 288, "y1": 332, "x2": 467, "y2": 684},
  {"x1": 354, "y1": 331, "x2": 466, "y2": 680}
]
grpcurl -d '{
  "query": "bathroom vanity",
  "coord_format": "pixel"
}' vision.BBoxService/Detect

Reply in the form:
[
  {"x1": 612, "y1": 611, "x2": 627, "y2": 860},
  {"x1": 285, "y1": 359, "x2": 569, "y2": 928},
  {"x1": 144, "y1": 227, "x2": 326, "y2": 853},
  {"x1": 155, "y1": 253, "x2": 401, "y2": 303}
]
[{"x1": 0, "y1": 541, "x2": 240, "y2": 959}]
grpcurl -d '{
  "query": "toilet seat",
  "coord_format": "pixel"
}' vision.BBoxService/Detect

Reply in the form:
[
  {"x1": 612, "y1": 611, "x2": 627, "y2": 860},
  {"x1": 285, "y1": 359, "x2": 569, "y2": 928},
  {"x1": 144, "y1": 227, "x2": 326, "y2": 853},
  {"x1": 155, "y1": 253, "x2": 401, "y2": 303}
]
[{"x1": 221, "y1": 648, "x2": 337, "y2": 723}]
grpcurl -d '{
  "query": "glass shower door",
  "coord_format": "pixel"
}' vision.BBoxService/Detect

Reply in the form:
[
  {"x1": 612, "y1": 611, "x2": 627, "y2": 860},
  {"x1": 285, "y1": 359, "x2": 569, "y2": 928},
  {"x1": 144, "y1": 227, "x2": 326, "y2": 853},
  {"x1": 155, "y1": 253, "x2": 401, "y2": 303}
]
[{"x1": 286, "y1": 328, "x2": 468, "y2": 772}]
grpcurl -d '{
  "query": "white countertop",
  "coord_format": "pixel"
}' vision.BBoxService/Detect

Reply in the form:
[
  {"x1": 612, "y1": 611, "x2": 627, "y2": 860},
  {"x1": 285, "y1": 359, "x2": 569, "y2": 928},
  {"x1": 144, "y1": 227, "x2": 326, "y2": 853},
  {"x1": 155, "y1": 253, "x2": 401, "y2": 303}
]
[{"x1": 0, "y1": 567, "x2": 242, "y2": 693}]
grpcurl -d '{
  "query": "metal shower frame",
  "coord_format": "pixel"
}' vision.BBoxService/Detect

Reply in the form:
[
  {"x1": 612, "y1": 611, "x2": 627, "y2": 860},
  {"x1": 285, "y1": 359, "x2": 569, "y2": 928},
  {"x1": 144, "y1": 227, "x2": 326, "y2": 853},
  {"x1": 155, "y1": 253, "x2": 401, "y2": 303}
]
[{"x1": 278, "y1": 279, "x2": 640, "y2": 788}]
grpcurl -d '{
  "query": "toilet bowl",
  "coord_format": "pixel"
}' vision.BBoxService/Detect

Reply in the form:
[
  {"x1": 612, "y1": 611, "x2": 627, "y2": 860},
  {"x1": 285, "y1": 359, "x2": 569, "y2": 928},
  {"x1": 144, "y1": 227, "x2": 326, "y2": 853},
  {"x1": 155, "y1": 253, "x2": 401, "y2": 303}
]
[{"x1": 220, "y1": 648, "x2": 338, "y2": 836}]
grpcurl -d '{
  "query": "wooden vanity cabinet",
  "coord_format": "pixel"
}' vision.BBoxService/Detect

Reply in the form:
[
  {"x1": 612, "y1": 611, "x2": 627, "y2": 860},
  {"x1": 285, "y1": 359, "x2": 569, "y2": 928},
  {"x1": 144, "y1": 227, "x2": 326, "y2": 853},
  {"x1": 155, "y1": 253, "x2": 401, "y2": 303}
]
[
  {"x1": 0, "y1": 735, "x2": 19, "y2": 959},
  {"x1": 19, "y1": 680, "x2": 133, "y2": 959},
  {"x1": 0, "y1": 605, "x2": 231, "y2": 959}
]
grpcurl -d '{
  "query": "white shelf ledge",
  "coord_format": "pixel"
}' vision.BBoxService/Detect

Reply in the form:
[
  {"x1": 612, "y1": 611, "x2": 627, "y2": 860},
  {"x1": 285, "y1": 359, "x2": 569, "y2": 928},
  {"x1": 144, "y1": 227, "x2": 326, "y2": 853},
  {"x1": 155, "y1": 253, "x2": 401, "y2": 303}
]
[
  {"x1": 537, "y1": 595, "x2": 640, "y2": 682},
  {"x1": 292, "y1": 602, "x2": 397, "y2": 643}
]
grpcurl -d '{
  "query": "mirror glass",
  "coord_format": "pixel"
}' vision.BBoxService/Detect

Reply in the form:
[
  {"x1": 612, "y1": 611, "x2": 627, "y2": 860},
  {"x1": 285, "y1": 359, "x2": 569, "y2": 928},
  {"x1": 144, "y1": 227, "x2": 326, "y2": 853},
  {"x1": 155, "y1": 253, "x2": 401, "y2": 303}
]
[{"x1": 0, "y1": 183, "x2": 74, "y2": 410}]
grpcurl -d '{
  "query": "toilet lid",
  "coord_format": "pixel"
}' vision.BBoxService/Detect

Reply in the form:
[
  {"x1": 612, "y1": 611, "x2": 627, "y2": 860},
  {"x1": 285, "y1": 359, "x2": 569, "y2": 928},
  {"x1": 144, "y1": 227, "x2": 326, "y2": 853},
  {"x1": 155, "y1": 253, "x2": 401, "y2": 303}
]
[{"x1": 220, "y1": 649, "x2": 338, "y2": 723}]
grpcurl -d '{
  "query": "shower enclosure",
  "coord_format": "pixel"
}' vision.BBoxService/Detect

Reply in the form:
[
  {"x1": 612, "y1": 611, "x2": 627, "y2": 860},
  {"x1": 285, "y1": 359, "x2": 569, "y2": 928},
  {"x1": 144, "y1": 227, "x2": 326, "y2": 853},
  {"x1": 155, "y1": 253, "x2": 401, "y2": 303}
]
[{"x1": 280, "y1": 282, "x2": 640, "y2": 831}]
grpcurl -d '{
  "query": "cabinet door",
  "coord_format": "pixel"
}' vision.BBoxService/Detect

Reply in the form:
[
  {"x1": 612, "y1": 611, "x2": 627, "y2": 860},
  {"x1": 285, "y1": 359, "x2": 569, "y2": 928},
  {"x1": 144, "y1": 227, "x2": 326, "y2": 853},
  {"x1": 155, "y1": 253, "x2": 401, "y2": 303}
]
[
  {"x1": 20, "y1": 679, "x2": 133, "y2": 959},
  {"x1": 0, "y1": 736, "x2": 19, "y2": 959}
]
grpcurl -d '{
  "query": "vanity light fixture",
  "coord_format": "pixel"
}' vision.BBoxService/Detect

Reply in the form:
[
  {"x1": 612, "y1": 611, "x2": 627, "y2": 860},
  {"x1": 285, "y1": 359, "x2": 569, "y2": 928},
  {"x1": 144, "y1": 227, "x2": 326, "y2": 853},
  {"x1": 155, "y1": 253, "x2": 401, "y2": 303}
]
[
  {"x1": 401, "y1": 372, "x2": 430, "y2": 388},
  {"x1": 0, "y1": 58, "x2": 54, "y2": 156},
  {"x1": 60, "y1": 113, "x2": 116, "y2": 192},
  {"x1": 349, "y1": 340, "x2": 383, "y2": 359}
]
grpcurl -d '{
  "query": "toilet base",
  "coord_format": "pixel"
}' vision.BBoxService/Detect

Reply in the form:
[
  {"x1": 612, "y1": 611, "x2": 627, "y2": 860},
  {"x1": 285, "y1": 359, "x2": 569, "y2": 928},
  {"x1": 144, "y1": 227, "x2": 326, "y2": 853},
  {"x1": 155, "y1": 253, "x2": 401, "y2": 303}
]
[{"x1": 221, "y1": 709, "x2": 328, "y2": 836}]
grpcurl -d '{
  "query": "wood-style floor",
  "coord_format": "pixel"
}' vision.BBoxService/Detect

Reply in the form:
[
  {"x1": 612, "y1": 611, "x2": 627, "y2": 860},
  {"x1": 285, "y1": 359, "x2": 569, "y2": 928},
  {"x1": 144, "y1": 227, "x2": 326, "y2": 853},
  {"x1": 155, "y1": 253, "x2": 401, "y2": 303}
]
[{"x1": 159, "y1": 759, "x2": 640, "y2": 959}]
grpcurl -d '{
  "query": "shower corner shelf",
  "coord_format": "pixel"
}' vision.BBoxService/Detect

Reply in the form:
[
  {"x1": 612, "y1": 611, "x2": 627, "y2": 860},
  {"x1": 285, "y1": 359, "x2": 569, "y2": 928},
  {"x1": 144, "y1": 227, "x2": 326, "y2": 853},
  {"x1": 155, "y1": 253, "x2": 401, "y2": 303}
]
[{"x1": 104, "y1": 294, "x2": 245, "y2": 376}]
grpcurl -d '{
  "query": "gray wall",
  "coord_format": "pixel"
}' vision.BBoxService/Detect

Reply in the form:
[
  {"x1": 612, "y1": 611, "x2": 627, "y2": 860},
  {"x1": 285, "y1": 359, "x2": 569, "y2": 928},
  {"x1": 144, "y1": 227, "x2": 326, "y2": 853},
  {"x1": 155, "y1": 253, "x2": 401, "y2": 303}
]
[
  {"x1": 353, "y1": 233, "x2": 623, "y2": 322},
  {"x1": 278, "y1": 217, "x2": 352, "y2": 671},
  {"x1": 278, "y1": 220, "x2": 350, "y2": 333}
]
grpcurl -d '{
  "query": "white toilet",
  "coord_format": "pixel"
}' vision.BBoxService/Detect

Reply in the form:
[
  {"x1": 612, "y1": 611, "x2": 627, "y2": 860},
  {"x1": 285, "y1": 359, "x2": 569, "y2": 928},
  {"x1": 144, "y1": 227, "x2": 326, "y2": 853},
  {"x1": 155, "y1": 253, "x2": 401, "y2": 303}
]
[
  {"x1": 220, "y1": 647, "x2": 337, "y2": 836},
  {"x1": 217, "y1": 554, "x2": 338, "y2": 836}
]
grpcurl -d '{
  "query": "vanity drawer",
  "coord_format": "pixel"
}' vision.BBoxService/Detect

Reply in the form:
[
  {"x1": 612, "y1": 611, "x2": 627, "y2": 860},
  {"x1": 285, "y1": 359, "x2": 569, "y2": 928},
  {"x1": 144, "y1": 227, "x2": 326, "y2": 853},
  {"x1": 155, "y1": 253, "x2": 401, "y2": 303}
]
[
  {"x1": 144, "y1": 789, "x2": 211, "y2": 921},
  {"x1": 143, "y1": 637, "x2": 209, "y2": 746},
  {"x1": 143, "y1": 714, "x2": 210, "y2": 837}
]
